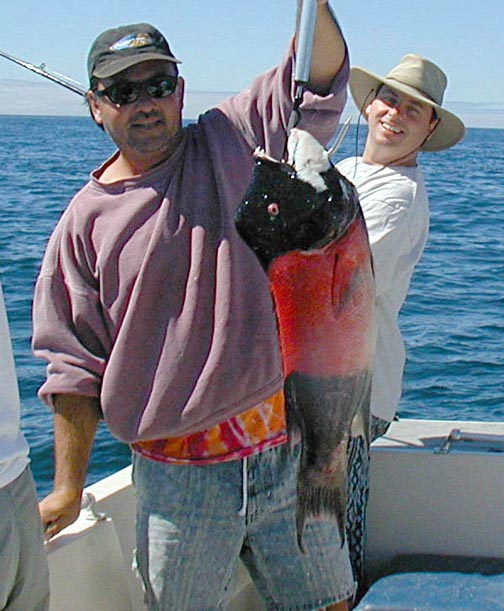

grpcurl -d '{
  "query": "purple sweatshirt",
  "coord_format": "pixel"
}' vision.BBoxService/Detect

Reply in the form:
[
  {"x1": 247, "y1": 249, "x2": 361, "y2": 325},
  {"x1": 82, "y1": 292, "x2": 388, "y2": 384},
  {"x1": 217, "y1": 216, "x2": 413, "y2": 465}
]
[{"x1": 32, "y1": 41, "x2": 348, "y2": 443}]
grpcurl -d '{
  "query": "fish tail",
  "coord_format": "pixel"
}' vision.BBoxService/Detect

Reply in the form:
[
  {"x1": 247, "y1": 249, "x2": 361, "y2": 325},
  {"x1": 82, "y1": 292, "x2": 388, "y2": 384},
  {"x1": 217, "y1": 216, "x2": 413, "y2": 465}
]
[
  {"x1": 295, "y1": 434, "x2": 349, "y2": 551},
  {"x1": 296, "y1": 473, "x2": 347, "y2": 550}
]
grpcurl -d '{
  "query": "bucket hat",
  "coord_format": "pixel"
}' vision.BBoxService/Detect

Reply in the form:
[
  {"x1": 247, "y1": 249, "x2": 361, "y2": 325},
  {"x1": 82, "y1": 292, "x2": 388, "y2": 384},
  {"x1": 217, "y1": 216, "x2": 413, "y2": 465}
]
[
  {"x1": 350, "y1": 54, "x2": 465, "y2": 151},
  {"x1": 88, "y1": 23, "x2": 181, "y2": 82}
]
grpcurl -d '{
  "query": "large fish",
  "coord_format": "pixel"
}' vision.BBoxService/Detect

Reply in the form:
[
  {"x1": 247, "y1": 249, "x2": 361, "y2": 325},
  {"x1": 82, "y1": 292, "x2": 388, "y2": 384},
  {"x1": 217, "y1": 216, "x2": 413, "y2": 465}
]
[{"x1": 235, "y1": 128, "x2": 376, "y2": 549}]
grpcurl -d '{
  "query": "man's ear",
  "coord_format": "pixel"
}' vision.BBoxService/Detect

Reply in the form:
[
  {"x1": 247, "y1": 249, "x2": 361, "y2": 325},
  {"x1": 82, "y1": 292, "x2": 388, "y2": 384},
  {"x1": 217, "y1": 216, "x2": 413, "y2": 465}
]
[
  {"x1": 425, "y1": 116, "x2": 441, "y2": 142},
  {"x1": 176, "y1": 76, "x2": 185, "y2": 111},
  {"x1": 87, "y1": 91, "x2": 104, "y2": 126}
]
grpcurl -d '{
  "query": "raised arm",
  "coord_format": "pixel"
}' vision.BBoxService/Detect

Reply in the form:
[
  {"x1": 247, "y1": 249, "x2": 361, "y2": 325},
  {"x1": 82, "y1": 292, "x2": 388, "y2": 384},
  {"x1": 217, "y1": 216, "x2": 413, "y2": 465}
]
[{"x1": 296, "y1": 0, "x2": 347, "y2": 94}]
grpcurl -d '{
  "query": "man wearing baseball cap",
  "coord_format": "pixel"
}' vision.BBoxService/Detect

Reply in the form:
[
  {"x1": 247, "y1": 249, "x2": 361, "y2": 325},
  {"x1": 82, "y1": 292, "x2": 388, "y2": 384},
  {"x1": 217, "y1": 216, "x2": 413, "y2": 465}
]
[
  {"x1": 87, "y1": 23, "x2": 181, "y2": 80},
  {"x1": 336, "y1": 54, "x2": 465, "y2": 597},
  {"x1": 34, "y1": 4, "x2": 357, "y2": 611}
]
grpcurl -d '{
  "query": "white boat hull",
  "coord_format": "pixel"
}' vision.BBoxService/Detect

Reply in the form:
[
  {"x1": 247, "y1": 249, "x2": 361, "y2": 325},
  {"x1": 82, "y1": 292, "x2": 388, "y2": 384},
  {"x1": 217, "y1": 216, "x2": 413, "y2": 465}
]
[{"x1": 45, "y1": 419, "x2": 504, "y2": 610}]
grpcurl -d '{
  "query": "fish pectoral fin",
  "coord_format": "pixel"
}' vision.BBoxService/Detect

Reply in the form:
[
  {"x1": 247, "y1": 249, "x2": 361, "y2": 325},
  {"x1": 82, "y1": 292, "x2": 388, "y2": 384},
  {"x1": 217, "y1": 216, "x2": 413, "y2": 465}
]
[
  {"x1": 349, "y1": 375, "x2": 372, "y2": 444},
  {"x1": 350, "y1": 408, "x2": 366, "y2": 438}
]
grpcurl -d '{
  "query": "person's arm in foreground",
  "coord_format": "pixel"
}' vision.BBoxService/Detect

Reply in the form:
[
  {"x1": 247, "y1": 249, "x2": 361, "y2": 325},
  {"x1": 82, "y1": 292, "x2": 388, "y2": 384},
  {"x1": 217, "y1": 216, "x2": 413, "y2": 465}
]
[
  {"x1": 39, "y1": 394, "x2": 101, "y2": 539},
  {"x1": 298, "y1": 0, "x2": 347, "y2": 94}
]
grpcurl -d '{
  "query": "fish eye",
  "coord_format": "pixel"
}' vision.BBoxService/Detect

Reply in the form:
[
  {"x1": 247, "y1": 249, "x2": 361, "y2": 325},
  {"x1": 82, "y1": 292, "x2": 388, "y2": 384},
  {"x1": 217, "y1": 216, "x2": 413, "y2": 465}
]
[{"x1": 267, "y1": 203, "x2": 280, "y2": 217}]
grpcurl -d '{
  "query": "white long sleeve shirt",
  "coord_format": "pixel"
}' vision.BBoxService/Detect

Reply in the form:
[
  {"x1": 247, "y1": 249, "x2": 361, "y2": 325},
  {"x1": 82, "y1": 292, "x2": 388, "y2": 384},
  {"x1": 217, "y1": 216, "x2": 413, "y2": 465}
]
[
  {"x1": 0, "y1": 282, "x2": 29, "y2": 488},
  {"x1": 336, "y1": 157, "x2": 429, "y2": 421}
]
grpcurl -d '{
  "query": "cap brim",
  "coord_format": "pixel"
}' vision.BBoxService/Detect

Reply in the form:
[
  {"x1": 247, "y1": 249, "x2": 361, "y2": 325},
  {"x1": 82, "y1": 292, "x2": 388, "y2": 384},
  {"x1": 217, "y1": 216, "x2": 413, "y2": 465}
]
[
  {"x1": 93, "y1": 52, "x2": 181, "y2": 79},
  {"x1": 349, "y1": 66, "x2": 465, "y2": 152}
]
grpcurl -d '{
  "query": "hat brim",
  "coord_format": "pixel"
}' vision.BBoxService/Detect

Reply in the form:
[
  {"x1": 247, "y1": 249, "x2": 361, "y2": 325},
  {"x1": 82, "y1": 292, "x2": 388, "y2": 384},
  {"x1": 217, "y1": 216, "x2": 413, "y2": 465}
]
[
  {"x1": 349, "y1": 66, "x2": 465, "y2": 152},
  {"x1": 92, "y1": 52, "x2": 181, "y2": 79}
]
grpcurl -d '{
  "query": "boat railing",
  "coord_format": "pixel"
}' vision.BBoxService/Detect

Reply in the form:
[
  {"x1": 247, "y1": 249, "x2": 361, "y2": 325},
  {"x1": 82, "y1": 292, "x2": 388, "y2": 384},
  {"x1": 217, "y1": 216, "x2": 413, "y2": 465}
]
[{"x1": 435, "y1": 428, "x2": 504, "y2": 454}]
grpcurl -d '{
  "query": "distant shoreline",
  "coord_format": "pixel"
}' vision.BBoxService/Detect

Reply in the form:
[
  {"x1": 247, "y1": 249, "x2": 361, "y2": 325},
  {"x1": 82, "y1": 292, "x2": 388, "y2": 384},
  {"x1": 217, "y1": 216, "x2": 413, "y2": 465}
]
[
  {"x1": 1, "y1": 78, "x2": 503, "y2": 129},
  {"x1": 1, "y1": 113, "x2": 503, "y2": 132}
]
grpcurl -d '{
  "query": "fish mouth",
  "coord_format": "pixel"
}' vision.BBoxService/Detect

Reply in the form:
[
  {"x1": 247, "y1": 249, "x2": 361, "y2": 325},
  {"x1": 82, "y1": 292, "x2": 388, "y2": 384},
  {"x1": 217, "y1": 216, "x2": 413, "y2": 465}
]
[
  {"x1": 252, "y1": 145, "x2": 328, "y2": 193},
  {"x1": 252, "y1": 147, "x2": 295, "y2": 178},
  {"x1": 253, "y1": 146, "x2": 284, "y2": 165}
]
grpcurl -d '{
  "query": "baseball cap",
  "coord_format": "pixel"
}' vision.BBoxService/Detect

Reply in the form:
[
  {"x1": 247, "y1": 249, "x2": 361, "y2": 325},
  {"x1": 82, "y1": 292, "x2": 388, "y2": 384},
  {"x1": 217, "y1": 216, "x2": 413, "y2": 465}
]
[{"x1": 87, "y1": 23, "x2": 181, "y2": 82}]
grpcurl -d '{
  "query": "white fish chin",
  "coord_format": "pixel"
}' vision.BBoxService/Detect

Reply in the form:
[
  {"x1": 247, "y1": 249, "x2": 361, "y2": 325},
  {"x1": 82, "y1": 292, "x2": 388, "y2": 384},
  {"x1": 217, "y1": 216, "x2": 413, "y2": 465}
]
[{"x1": 287, "y1": 128, "x2": 330, "y2": 193}]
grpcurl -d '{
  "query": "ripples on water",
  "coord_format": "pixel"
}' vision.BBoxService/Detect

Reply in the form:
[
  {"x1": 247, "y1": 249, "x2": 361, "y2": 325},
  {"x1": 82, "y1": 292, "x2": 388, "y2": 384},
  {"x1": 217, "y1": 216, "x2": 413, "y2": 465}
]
[
  {"x1": 401, "y1": 130, "x2": 504, "y2": 422},
  {"x1": 0, "y1": 116, "x2": 502, "y2": 497}
]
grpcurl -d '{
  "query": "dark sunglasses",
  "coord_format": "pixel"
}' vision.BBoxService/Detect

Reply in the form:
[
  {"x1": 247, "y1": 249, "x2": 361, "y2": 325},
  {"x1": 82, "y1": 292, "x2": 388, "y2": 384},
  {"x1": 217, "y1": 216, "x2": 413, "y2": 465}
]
[{"x1": 94, "y1": 75, "x2": 178, "y2": 107}]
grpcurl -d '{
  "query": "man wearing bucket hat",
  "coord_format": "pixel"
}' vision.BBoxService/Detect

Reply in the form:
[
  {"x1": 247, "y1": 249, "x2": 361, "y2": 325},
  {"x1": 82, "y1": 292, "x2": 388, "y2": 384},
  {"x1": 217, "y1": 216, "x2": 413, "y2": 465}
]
[
  {"x1": 336, "y1": 54, "x2": 465, "y2": 595},
  {"x1": 33, "y1": 3, "x2": 357, "y2": 610}
]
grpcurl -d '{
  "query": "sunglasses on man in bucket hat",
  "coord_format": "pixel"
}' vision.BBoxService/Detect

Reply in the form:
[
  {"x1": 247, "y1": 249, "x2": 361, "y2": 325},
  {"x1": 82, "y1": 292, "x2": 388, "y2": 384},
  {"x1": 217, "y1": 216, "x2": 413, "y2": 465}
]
[{"x1": 349, "y1": 54, "x2": 465, "y2": 152}]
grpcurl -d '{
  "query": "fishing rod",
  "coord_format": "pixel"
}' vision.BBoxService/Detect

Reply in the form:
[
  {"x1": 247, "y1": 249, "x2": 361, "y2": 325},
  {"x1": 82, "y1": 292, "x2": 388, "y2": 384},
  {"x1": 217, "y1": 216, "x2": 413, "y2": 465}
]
[
  {"x1": 327, "y1": 116, "x2": 352, "y2": 158},
  {"x1": 0, "y1": 49, "x2": 86, "y2": 96}
]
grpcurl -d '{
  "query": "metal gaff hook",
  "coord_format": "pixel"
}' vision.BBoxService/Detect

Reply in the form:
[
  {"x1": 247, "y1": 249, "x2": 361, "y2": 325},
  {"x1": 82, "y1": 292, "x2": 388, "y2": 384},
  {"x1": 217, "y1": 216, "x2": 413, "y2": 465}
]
[{"x1": 286, "y1": 0, "x2": 318, "y2": 139}]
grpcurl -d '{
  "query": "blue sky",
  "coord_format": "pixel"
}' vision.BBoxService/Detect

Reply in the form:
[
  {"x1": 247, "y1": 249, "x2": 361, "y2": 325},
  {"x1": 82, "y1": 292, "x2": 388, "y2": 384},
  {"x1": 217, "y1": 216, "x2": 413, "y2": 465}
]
[{"x1": 1, "y1": 0, "x2": 503, "y2": 127}]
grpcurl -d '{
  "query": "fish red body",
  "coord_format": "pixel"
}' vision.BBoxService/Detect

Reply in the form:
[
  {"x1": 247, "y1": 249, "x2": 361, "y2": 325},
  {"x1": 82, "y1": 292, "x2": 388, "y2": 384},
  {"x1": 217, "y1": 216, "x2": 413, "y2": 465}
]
[
  {"x1": 235, "y1": 129, "x2": 376, "y2": 548},
  {"x1": 270, "y1": 216, "x2": 375, "y2": 380},
  {"x1": 269, "y1": 211, "x2": 375, "y2": 547}
]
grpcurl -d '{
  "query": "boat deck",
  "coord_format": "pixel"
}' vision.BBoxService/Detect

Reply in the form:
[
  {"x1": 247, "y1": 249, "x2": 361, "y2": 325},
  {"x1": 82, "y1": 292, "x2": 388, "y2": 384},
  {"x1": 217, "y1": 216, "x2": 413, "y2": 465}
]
[{"x1": 45, "y1": 419, "x2": 504, "y2": 610}]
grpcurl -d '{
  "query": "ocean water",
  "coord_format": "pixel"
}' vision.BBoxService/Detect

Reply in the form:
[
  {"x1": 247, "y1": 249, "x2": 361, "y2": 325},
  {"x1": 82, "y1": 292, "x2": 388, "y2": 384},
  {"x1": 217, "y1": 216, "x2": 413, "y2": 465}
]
[{"x1": 0, "y1": 115, "x2": 502, "y2": 498}]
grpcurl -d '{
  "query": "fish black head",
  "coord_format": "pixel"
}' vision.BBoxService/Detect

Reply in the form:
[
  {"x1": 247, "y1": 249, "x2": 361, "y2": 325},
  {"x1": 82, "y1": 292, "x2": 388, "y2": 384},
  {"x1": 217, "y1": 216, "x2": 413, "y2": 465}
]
[{"x1": 235, "y1": 129, "x2": 360, "y2": 269}]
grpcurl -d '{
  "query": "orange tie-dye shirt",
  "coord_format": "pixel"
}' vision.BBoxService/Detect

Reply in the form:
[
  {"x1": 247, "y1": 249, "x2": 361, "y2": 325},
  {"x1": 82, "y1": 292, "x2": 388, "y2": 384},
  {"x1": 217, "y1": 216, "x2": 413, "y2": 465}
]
[{"x1": 132, "y1": 390, "x2": 287, "y2": 464}]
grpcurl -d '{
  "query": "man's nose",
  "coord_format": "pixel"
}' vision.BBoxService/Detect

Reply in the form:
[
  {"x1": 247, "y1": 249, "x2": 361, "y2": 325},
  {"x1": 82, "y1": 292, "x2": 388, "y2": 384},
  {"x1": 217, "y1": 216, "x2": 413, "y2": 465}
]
[
  {"x1": 387, "y1": 103, "x2": 402, "y2": 117},
  {"x1": 134, "y1": 88, "x2": 156, "y2": 107}
]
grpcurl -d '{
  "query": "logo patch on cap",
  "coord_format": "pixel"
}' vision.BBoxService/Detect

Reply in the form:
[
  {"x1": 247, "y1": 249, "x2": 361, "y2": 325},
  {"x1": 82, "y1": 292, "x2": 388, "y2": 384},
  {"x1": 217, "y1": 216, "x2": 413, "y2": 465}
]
[{"x1": 110, "y1": 33, "x2": 156, "y2": 51}]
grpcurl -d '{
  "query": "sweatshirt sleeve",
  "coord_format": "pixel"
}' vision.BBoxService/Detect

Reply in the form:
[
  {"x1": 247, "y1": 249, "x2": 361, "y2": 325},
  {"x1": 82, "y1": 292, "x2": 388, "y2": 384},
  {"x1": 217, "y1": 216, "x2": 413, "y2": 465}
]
[{"x1": 32, "y1": 211, "x2": 110, "y2": 410}]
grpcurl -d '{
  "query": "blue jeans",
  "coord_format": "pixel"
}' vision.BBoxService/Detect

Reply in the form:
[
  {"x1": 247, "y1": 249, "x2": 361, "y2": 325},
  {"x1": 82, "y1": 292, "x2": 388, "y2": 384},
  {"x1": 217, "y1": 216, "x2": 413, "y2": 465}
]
[{"x1": 133, "y1": 442, "x2": 355, "y2": 611}]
